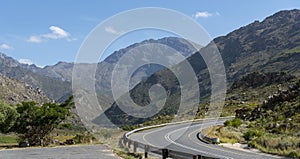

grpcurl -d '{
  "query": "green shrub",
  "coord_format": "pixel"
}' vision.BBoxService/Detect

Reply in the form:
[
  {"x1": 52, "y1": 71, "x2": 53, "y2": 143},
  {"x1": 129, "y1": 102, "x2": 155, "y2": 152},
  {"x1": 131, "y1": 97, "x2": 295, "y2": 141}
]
[
  {"x1": 73, "y1": 132, "x2": 95, "y2": 144},
  {"x1": 224, "y1": 118, "x2": 242, "y2": 128},
  {"x1": 0, "y1": 101, "x2": 19, "y2": 133},
  {"x1": 244, "y1": 129, "x2": 262, "y2": 141},
  {"x1": 232, "y1": 118, "x2": 242, "y2": 128},
  {"x1": 121, "y1": 125, "x2": 138, "y2": 131},
  {"x1": 287, "y1": 151, "x2": 299, "y2": 158}
]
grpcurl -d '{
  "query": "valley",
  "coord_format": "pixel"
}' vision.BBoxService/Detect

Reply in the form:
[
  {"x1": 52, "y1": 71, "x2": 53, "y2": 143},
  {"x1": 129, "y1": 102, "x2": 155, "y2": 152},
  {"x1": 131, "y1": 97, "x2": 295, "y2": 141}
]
[{"x1": 0, "y1": 8, "x2": 299, "y2": 159}]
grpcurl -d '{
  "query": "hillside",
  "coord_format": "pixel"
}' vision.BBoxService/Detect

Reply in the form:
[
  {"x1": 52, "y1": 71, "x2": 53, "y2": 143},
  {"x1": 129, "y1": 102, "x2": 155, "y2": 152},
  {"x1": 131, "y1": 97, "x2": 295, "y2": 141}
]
[
  {"x1": 223, "y1": 72, "x2": 297, "y2": 115},
  {"x1": 0, "y1": 53, "x2": 71, "y2": 101},
  {"x1": 101, "y1": 9, "x2": 300, "y2": 126},
  {"x1": 235, "y1": 74, "x2": 299, "y2": 125},
  {"x1": 0, "y1": 74, "x2": 49, "y2": 105},
  {"x1": 0, "y1": 37, "x2": 198, "y2": 105},
  {"x1": 209, "y1": 72, "x2": 300, "y2": 158}
]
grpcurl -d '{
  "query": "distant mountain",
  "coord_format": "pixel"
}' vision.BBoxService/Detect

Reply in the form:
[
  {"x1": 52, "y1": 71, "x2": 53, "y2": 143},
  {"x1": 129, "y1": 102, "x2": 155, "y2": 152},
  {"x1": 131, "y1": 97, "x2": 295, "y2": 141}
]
[
  {"x1": 30, "y1": 37, "x2": 198, "y2": 82},
  {"x1": 40, "y1": 37, "x2": 197, "y2": 103},
  {"x1": 0, "y1": 37, "x2": 198, "y2": 106},
  {"x1": 0, "y1": 53, "x2": 71, "y2": 101},
  {"x1": 93, "y1": 37, "x2": 199, "y2": 99},
  {"x1": 104, "y1": 37, "x2": 199, "y2": 64},
  {"x1": 101, "y1": 9, "x2": 300, "y2": 126},
  {"x1": 0, "y1": 73, "x2": 49, "y2": 105},
  {"x1": 37, "y1": 61, "x2": 74, "y2": 82}
]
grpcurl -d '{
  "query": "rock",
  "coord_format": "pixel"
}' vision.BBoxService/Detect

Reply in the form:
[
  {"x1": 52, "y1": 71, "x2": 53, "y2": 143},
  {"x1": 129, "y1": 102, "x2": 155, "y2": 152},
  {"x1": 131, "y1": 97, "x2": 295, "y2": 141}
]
[
  {"x1": 19, "y1": 141, "x2": 29, "y2": 147},
  {"x1": 65, "y1": 139, "x2": 75, "y2": 145}
]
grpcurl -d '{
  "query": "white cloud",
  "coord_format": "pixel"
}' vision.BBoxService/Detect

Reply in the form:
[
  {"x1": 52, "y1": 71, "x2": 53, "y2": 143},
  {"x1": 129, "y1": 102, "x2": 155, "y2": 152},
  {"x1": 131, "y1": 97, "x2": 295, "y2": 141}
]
[
  {"x1": 0, "y1": 43, "x2": 13, "y2": 50},
  {"x1": 42, "y1": 26, "x2": 70, "y2": 39},
  {"x1": 19, "y1": 59, "x2": 33, "y2": 65},
  {"x1": 27, "y1": 36, "x2": 42, "y2": 43},
  {"x1": 27, "y1": 26, "x2": 76, "y2": 43},
  {"x1": 194, "y1": 11, "x2": 214, "y2": 19},
  {"x1": 105, "y1": 26, "x2": 123, "y2": 35}
]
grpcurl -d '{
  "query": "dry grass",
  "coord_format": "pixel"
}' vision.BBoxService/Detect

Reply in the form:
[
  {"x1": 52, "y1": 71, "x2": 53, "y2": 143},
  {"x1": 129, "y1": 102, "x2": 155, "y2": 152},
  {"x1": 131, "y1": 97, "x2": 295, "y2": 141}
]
[
  {"x1": 203, "y1": 125, "x2": 247, "y2": 144},
  {"x1": 251, "y1": 135, "x2": 300, "y2": 158},
  {"x1": 53, "y1": 135, "x2": 75, "y2": 142}
]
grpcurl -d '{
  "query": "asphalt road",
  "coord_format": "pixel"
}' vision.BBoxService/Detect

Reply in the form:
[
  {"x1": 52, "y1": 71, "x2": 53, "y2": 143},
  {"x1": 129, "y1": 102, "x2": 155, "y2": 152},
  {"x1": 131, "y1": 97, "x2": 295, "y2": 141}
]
[
  {"x1": 129, "y1": 119, "x2": 286, "y2": 159},
  {"x1": 0, "y1": 145, "x2": 120, "y2": 159}
]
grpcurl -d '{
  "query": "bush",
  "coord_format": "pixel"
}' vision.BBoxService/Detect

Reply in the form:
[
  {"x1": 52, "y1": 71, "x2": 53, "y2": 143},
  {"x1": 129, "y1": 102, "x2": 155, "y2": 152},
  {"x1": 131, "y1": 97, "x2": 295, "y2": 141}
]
[
  {"x1": 287, "y1": 151, "x2": 299, "y2": 158},
  {"x1": 73, "y1": 132, "x2": 95, "y2": 144},
  {"x1": 232, "y1": 118, "x2": 242, "y2": 128},
  {"x1": 244, "y1": 129, "x2": 262, "y2": 141},
  {"x1": 0, "y1": 101, "x2": 19, "y2": 133},
  {"x1": 224, "y1": 118, "x2": 242, "y2": 128},
  {"x1": 122, "y1": 125, "x2": 138, "y2": 131}
]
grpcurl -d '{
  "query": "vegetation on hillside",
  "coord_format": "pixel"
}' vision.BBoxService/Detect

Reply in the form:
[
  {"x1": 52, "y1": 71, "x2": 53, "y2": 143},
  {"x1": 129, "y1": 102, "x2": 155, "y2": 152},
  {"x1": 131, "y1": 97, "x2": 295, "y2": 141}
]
[{"x1": 208, "y1": 72, "x2": 300, "y2": 158}]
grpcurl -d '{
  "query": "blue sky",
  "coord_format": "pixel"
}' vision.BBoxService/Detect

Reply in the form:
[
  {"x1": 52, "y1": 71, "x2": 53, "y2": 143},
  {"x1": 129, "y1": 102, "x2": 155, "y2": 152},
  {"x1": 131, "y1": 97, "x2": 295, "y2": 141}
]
[{"x1": 0, "y1": 0, "x2": 299, "y2": 67}]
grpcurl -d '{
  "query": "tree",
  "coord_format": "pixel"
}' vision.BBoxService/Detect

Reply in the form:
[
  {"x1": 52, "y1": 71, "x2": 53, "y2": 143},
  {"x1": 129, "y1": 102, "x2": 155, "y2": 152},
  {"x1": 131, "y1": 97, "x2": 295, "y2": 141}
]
[
  {"x1": 13, "y1": 96, "x2": 74, "y2": 146},
  {"x1": 0, "y1": 100, "x2": 19, "y2": 133}
]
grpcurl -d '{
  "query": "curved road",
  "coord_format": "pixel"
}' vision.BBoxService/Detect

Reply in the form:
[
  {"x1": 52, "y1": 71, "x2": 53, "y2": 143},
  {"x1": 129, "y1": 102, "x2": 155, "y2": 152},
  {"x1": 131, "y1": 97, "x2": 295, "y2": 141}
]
[{"x1": 129, "y1": 119, "x2": 286, "y2": 159}]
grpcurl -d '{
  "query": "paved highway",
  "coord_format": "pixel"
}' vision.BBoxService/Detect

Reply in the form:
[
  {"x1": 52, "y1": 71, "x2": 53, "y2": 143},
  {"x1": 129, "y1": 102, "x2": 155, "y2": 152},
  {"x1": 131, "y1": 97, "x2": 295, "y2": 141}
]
[
  {"x1": 0, "y1": 145, "x2": 120, "y2": 159},
  {"x1": 129, "y1": 119, "x2": 286, "y2": 159}
]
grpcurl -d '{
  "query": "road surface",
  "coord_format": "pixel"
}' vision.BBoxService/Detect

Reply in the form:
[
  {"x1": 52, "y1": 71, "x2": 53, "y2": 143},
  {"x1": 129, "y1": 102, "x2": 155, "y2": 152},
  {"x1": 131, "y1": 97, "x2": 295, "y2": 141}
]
[
  {"x1": 129, "y1": 119, "x2": 286, "y2": 159},
  {"x1": 0, "y1": 144, "x2": 120, "y2": 159}
]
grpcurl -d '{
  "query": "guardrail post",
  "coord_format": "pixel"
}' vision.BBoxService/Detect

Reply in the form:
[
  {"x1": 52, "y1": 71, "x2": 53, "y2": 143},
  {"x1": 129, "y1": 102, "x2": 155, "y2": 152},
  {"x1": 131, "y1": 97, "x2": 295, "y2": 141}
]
[
  {"x1": 193, "y1": 155, "x2": 202, "y2": 159},
  {"x1": 123, "y1": 136, "x2": 127, "y2": 145},
  {"x1": 128, "y1": 140, "x2": 131, "y2": 149},
  {"x1": 133, "y1": 142, "x2": 138, "y2": 153},
  {"x1": 162, "y1": 149, "x2": 169, "y2": 159},
  {"x1": 144, "y1": 145, "x2": 149, "y2": 158}
]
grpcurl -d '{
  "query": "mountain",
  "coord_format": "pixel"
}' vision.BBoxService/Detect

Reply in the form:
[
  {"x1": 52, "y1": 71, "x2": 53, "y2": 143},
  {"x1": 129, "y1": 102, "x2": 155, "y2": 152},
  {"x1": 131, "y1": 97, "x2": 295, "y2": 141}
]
[
  {"x1": 30, "y1": 37, "x2": 197, "y2": 82},
  {"x1": 0, "y1": 73, "x2": 50, "y2": 105},
  {"x1": 93, "y1": 37, "x2": 199, "y2": 98},
  {"x1": 101, "y1": 9, "x2": 300, "y2": 126},
  {"x1": 41, "y1": 37, "x2": 197, "y2": 103},
  {"x1": 0, "y1": 53, "x2": 72, "y2": 101},
  {"x1": 0, "y1": 37, "x2": 198, "y2": 106},
  {"x1": 104, "y1": 37, "x2": 199, "y2": 64},
  {"x1": 37, "y1": 61, "x2": 74, "y2": 82},
  {"x1": 218, "y1": 9, "x2": 300, "y2": 80}
]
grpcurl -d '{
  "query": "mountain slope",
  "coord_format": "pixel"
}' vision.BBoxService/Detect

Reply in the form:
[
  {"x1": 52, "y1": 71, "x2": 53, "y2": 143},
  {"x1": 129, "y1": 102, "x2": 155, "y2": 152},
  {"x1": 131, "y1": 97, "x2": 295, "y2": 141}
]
[
  {"x1": 0, "y1": 37, "x2": 198, "y2": 106},
  {"x1": 0, "y1": 73, "x2": 50, "y2": 105},
  {"x1": 30, "y1": 37, "x2": 198, "y2": 83},
  {"x1": 219, "y1": 9, "x2": 300, "y2": 80},
  {"x1": 101, "y1": 9, "x2": 300, "y2": 126},
  {"x1": 0, "y1": 53, "x2": 71, "y2": 101}
]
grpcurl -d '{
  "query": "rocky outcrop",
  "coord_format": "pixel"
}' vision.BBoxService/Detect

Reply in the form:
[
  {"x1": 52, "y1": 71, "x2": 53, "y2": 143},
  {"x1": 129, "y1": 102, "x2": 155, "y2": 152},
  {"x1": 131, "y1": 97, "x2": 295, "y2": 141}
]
[{"x1": 0, "y1": 73, "x2": 50, "y2": 105}]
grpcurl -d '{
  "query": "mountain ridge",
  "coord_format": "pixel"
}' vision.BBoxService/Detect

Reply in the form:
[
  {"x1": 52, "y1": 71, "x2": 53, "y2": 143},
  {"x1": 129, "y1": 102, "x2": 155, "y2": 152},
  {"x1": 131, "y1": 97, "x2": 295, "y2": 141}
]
[
  {"x1": 100, "y1": 9, "x2": 300, "y2": 126},
  {"x1": 0, "y1": 37, "x2": 198, "y2": 104}
]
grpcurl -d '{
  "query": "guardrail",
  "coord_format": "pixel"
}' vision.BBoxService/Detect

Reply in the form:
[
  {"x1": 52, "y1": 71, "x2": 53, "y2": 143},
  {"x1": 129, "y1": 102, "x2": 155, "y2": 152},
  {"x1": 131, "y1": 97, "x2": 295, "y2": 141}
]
[
  {"x1": 121, "y1": 117, "x2": 234, "y2": 159},
  {"x1": 197, "y1": 126, "x2": 221, "y2": 144},
  {"x1": 197, "y1": 133, "x2": 219, "y2": 144}
]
